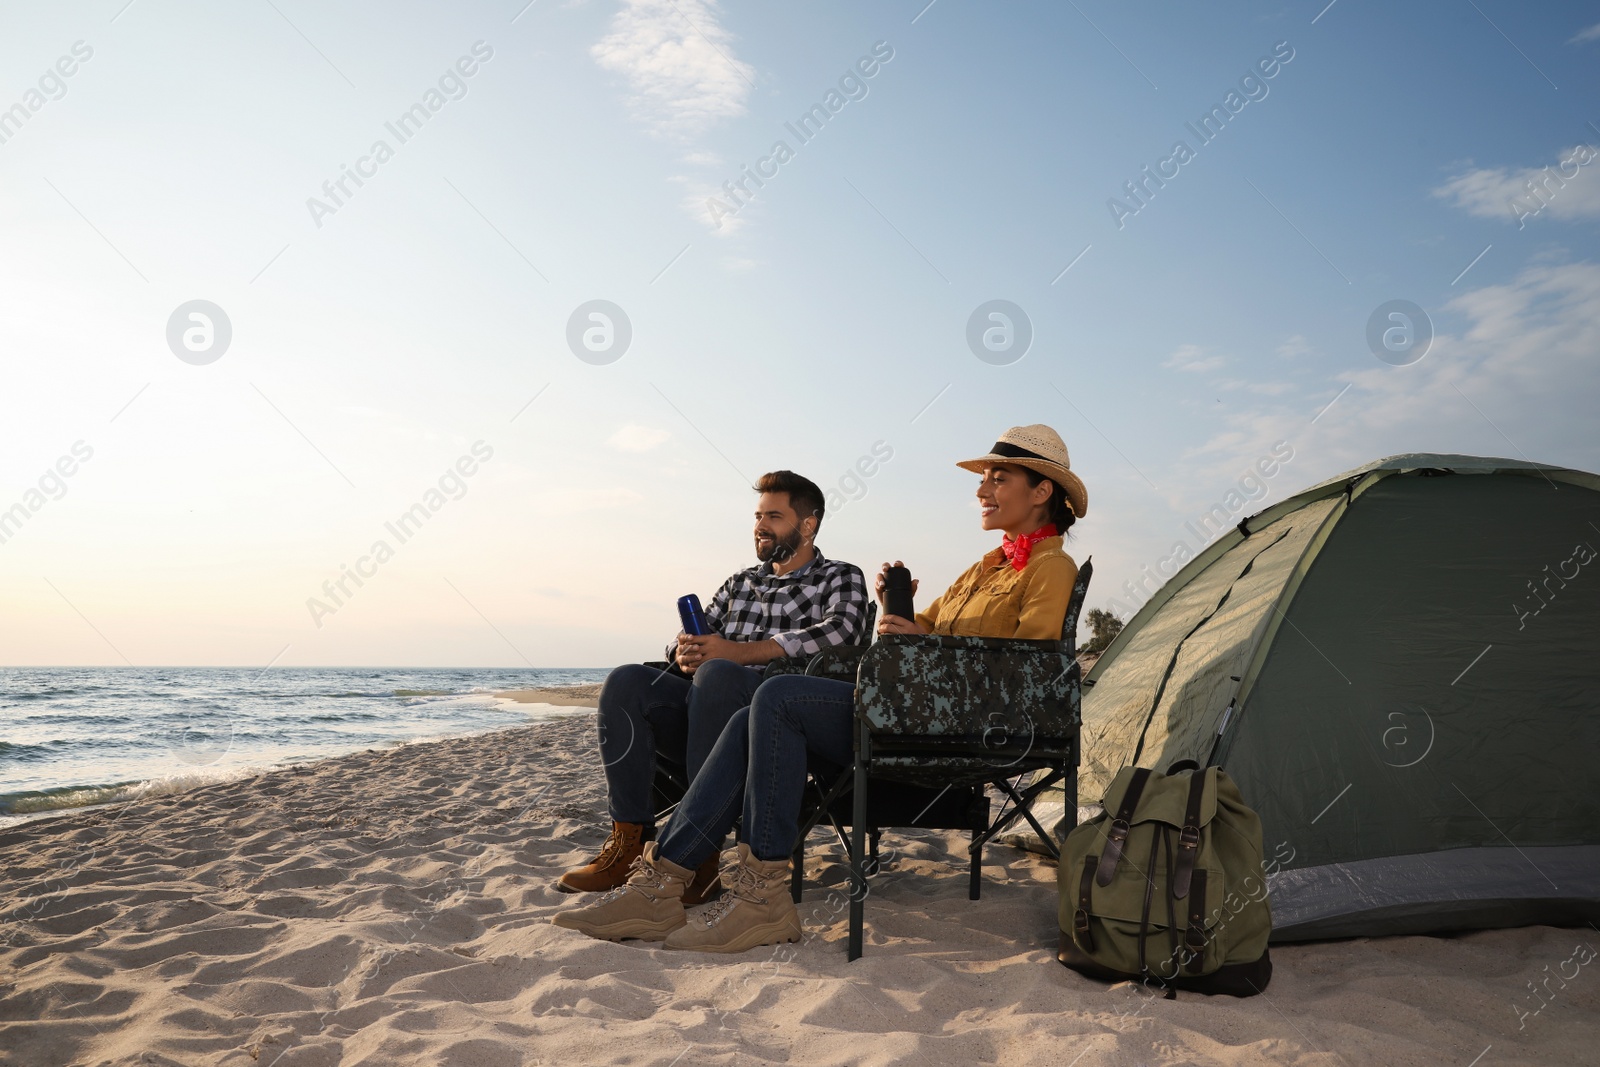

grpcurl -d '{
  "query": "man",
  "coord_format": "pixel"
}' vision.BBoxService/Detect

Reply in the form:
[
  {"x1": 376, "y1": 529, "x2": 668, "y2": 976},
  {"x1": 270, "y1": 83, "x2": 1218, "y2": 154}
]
[{"x1": 556, "y1": 470, "x2": 869, "y2": 907}]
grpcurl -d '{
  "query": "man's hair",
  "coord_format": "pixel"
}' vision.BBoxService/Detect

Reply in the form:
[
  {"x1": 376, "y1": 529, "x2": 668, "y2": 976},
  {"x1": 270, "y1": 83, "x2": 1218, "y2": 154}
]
[{"x1": 754, "y1": 470, "x2": 825, "y2": 529}]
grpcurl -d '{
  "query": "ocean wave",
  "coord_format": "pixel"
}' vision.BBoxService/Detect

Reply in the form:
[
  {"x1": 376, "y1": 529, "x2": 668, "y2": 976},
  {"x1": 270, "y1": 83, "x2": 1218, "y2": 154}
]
[
  {"x1": 0, "y1": 782, "x2": 143, "y2": 815},
  {"x1": 234, "y1": 687, "x2": 465, "y2": 700},
  {"x1": 0, "y1": 737, "x2": 164, "y2": 761},
  {"x1": 0, "y1": 767, "x2": 254, "y2": 818},
  {"x1": 237, "y1": 691, "x2": 391, "y2": 701},
  {"x1": 0, "y1": 740, "x2": 52, "y2": 761},
  {"x1": 6, "y1": 712, "x2": 154, "y2": 727},
  {"x1": 1, "y1": 685, "x2": 116, "y2": 700}
]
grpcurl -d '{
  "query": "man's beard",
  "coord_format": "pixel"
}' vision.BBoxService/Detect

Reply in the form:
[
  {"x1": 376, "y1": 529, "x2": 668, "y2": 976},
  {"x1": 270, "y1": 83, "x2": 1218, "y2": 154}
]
[{"x1": 755, "y1": 527, "x2": 803, "y2": 563}]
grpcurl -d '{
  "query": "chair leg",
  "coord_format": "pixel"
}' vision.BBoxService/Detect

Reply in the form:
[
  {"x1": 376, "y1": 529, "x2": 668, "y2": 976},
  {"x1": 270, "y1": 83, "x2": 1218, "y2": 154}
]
[
  {"x1": 790, "y1": 839, "x2": 804, "y2": 903},
  {"x1": 848, "y1": 725, "x2": 870, "y2": 961},
  {"x1": 1065, "y1": 766, "x2": 1079, "y2": 833},
  {"x1": 969, "y1": 828, "x2": 982, "y2": 901}
]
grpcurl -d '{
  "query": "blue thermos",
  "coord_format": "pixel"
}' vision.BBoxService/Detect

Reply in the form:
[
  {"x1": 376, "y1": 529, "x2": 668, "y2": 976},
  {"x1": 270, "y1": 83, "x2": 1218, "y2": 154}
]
[{"x1": 677, "y1": 594, "x2": 710, "y2": 636}]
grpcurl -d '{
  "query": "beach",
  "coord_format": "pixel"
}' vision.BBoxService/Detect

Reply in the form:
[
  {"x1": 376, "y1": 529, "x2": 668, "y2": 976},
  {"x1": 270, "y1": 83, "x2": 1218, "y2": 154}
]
[
  {"x1": 2, "y1": 701, "x2": 1595, "y2": 1067},
  {"x1": 494, "y1": 684, "x2": 604, "y2": 708}
]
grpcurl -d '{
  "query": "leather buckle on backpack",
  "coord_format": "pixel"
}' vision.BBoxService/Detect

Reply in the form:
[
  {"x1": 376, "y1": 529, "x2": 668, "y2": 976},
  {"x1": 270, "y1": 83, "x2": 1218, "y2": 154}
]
[
  {"x1": 1178, "y1": 824, "x2": 1201, "y2": 851},
  {"x1": 1072, "y1": 908, "x2": 1095, "y2": 951},
  {"x1": 1097, "y1": 769, "x2": 1153, "y2": 888}
]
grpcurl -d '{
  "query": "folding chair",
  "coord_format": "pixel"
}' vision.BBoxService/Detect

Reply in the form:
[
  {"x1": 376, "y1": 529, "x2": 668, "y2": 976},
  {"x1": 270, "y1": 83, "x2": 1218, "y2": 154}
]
[{"x1": 792, "y1": 560, "x2": 1092, "y2": 959}]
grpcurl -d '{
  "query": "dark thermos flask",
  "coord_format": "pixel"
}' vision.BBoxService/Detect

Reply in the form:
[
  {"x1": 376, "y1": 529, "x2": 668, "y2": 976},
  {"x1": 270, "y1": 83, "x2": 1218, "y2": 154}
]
[
  {"x1": 884, "y1": 566, "x2": 914, "y2": 621},
  {"x1": 677, "y1": 594, "x2": 710, "y2": 636}
]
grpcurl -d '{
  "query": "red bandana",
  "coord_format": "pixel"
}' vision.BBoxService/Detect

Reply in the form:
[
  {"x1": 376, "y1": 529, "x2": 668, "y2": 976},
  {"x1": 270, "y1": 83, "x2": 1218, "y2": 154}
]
[{"x1": 1001, "y1": 524, "x2": 1057, "y2": 572}]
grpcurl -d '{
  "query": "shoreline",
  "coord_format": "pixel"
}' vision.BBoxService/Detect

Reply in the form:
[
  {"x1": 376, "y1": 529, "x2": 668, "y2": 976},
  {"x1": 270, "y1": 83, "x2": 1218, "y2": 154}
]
[
  {"x1": 1, "y1": 685, "x2": 603, "y2": 831},
  {"x1": 493, "y1": 683, "x2": 602, "y2": 708}
]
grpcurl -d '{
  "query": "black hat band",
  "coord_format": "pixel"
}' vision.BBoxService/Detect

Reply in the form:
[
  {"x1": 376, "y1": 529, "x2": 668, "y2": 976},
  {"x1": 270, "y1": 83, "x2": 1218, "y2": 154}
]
[{"x1": 990, "y1": 441, "x2": 1057, "y2": 464}]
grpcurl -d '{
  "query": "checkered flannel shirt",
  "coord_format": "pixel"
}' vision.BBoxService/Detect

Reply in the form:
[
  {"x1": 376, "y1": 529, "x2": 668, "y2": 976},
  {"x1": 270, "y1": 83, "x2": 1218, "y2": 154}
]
[{"x1": 667, "y1": 551, "x2": 870, "y2": 666}]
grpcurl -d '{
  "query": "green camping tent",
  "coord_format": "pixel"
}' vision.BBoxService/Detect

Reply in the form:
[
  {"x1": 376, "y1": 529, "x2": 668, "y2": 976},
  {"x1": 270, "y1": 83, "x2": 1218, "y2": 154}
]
[{"x1": 1077, "y1": 453, "x2": 1600, "y2": 940}]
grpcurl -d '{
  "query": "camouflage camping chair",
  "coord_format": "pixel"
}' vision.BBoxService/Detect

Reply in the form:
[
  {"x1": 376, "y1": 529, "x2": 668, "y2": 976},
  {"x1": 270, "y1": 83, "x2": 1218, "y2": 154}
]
[
  {"x1": 791, "y1": 561, "x2": 1091, "y2": 959},
  {"x1": 643, "y1": 603, "x2": 878, "y2": 821}
]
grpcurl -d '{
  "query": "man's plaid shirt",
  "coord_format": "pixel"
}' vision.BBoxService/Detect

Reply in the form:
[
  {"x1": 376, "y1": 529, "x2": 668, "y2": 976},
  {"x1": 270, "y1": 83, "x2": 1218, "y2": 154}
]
[{"x1": 667, "y1": 551, "x2": 870, "y2": 665}]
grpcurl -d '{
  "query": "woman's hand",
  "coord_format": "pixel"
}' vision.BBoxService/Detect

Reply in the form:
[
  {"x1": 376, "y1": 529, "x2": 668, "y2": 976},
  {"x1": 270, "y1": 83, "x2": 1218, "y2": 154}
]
[
  {"x1": 877, "y1": 613, "x2": 929, "y2": 636},
  {"x1": 873, "y1": 560, "x2": 919, "y2": 604}
]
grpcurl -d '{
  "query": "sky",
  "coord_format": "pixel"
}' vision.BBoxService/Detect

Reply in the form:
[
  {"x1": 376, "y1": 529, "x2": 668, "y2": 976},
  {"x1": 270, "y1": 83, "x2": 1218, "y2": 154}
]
[{"x1": 1, "y1": 0, "x2": 1598, "y2": 668}]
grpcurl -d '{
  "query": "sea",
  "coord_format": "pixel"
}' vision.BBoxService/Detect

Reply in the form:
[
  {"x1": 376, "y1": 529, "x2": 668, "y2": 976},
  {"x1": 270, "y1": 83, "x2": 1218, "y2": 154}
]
[{"x1": 0, "y1": 666, "x2": 611, "y2": 829}]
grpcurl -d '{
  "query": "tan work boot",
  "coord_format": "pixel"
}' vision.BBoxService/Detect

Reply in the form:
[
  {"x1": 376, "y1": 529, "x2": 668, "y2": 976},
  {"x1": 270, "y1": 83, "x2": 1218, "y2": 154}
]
[
  {"x1": 556, "y1": 821, "x2": 645, "y2": 894},
  {"x1": 682, "y1": 854, "x2": 723, "y2": 908},
  {"x1": 664, "y1": 844, "x2": 802, "y2": 953},
  {"x1": 551, "y1": 842, "x2": 692, "y2": 942}
]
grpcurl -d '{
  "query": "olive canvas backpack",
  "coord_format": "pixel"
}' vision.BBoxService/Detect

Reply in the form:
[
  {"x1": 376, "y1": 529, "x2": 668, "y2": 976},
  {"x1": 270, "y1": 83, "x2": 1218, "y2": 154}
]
[{"x1": 1057, "y1": 760, "x2": 1273, "y2": 997}]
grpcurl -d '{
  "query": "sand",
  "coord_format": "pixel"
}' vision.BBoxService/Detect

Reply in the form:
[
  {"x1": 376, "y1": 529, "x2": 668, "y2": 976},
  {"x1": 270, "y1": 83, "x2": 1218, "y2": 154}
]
[
  {"x1": 494, "y1": 685, "x2": 602, "y2": 708},
  {"x1": 2, "y1": 715, "x2": 1595, "y2": 1067}
]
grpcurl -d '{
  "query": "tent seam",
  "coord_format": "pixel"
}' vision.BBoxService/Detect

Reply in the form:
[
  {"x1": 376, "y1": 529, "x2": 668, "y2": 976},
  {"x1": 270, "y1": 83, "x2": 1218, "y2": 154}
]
[
  {"x1": 1217, "y1": 473, "x2": 1387, "y2": 765},
  {"x1": 1122, "y1": 527, "x2": 1294, "y2": 772}
]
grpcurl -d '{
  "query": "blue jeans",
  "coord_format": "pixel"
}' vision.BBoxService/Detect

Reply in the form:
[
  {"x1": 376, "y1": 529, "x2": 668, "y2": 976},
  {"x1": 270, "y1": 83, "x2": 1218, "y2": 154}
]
[
  {"x1": 658, "y1": 674, "x2": 856, "y2": 868},
  {"x1": 595, "y1": 659, "x2": 763, "y2": 826}
]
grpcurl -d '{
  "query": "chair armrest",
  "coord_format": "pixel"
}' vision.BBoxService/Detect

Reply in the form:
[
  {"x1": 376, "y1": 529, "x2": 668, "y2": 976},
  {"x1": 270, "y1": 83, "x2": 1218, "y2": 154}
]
[
  {"x1": 761, "y1": 656, "x2": 809, "y2": 678},
  {"x1": 802, "y1": 643, "x2": 871, "y2": 680},
  {"x1": 763, "y1": 643, "x2": 872, "y2": 681},
  {"x1": 854, "y1": 633, "x2": 1080, "y2": 739}
]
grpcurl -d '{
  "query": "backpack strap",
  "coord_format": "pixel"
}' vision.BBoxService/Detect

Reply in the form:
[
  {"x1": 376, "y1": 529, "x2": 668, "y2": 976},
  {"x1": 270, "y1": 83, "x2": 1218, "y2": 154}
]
[
  {"x1": 1073, "y1": 857, "x2": 1097, "y2": 952},
  {"x1": 1171, "y1": 769, "x2": 1207, "y2": 900},
  {"x1": 1136, "y1": 825, "x2": 1159, "y2": 979},
  {"x1": 1096, "y1": 767, "x2": 1152, "y2": 887},
  {"x1": 1183, "y1": 868, "x2": 1209, "y2": 973},
  {"x1": 1161, "y1": 825, "x2": 1182, "y2": 988},
  {"x1": 1137, "y1": 828, "x2": 1177, "y2": 999}
]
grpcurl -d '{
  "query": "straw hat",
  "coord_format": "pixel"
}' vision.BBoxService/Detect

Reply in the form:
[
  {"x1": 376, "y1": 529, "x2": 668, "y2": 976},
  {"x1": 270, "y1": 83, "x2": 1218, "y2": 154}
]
[{"x1": 957, "y1": 424, "x2": 1088, "y2": 519}]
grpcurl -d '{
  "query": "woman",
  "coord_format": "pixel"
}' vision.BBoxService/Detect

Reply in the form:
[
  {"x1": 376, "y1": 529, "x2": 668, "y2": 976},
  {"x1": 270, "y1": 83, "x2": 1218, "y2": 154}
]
[{"x1": 553, "y1": 424, "x2": 1087, "y2": 953}]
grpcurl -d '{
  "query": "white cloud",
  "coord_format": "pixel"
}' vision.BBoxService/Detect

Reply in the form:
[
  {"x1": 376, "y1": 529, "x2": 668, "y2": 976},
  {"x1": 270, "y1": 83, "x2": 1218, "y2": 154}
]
[
  {"x1": 607, "y1": 424, "x2": 671, "y2": 452},
  {"x1": 1433, "y1": 147, "x2": 1600, "y2": 225},
  {"x1": 1183, "y1": 260, "x2": 1600, "y2": 485},
  {"x1": 1162, "y1": 344, "x2": 1224, "y2": 372},
  {"x1": 1275, "y1": 334, "x2": 1311, "y2": 358},
  {"x1": 591, "y1": 0, "x2": 754, "y2": 139},
  {"x1": 678, "y1": 185, "x2": 750, "y2": 233},
  {"x1": 1568, "y1": 21, "x2": 1600, "y2": 44},
  {"x1": 1217, "y1": 378, "x2": 1295, "y2": 397}
]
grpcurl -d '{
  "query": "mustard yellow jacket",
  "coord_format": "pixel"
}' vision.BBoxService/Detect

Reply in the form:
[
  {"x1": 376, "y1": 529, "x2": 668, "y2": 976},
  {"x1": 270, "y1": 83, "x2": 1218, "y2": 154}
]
[{"x1": 914, "y1": 536, "x2": 1078, "y2": 641}]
